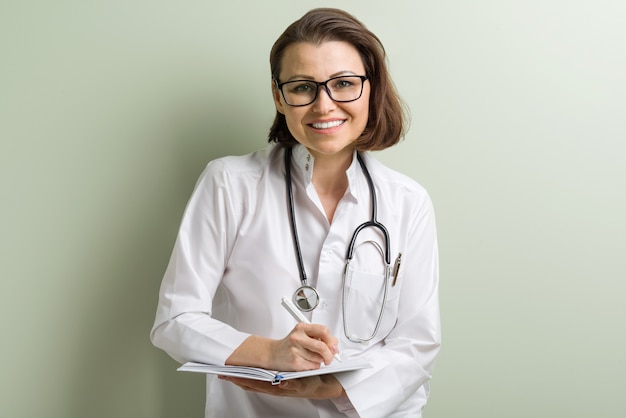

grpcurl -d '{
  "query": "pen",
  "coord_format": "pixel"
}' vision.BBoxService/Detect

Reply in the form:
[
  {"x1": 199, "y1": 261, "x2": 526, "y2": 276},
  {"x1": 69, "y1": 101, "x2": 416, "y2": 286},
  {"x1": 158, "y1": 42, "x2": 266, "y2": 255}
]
[
  {"x1": 391, "y1": 252, "x2": 402, "y2": 286},
  {"x1": 281, "y1": 297, "x2": 342, "y2": 363}
]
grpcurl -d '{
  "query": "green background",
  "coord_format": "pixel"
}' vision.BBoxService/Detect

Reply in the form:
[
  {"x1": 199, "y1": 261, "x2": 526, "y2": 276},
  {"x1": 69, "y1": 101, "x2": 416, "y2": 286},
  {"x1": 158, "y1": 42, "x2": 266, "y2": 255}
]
[{"x1": 1, "y1": 1, "x2": 624, "y2": 417}]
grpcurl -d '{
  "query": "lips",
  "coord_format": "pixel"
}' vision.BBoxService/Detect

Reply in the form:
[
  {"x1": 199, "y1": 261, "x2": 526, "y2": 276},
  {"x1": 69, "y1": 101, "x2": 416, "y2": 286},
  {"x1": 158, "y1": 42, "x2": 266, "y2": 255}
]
[{"x1": 309, "y1": 120, "x2": 345, "y2": 129}]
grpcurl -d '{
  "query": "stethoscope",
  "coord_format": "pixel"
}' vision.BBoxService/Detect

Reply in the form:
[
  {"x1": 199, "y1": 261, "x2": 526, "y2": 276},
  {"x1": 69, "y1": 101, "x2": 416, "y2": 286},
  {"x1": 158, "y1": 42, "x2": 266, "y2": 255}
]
[{"x1": 284, "y1": 147, "x2": 396, "y2": 344}]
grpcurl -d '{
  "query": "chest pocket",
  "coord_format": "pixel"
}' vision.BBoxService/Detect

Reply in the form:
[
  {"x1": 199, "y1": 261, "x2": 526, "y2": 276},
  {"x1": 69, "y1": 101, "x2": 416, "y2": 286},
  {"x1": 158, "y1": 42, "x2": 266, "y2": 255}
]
[{"x1": 341, "y1": 264, "x2": 401, "y2": 346}]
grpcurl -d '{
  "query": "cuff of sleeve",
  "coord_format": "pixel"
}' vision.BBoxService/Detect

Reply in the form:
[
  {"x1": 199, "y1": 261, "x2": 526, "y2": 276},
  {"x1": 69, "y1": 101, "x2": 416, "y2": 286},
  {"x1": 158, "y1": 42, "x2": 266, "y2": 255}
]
[{"x1": 331, "y1": 396, "x2": 358, "y2": 417}]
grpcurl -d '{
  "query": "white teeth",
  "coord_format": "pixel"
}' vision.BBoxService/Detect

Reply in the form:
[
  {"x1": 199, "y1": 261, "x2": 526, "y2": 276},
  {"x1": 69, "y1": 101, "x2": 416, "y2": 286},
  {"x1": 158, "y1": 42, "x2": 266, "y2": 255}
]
[{"x1": 311, "y1": 120, "x2": 344, "y2": 129}]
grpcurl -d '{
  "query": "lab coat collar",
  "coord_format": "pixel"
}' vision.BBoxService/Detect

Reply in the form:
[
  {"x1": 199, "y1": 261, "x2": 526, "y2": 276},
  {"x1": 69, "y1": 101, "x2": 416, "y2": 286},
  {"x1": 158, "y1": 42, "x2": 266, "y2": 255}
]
[
  {"x1": 291, "y1": 144, "x2": 361, "y2": 204},
  {"x1": 291, "y1": 144, "x2": 314, "y2": 183}
]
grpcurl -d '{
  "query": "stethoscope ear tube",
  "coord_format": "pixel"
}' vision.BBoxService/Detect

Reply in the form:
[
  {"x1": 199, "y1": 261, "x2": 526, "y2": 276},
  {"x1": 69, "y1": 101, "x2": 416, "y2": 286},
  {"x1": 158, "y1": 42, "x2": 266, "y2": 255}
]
[
  {"x1": 345, "y1": 220, "x2": 391, "y2": 265},
  {"x1": 284, "y1": 147, "x2": 309, "y2": 287},
  {"x1": 351, "y1": 153, "x2": 391, "y2": 265}
]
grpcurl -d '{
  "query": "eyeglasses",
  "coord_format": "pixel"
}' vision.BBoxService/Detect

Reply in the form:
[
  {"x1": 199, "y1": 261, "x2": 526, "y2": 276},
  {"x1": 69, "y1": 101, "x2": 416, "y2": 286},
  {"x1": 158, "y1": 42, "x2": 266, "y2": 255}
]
[{"x1": 275, "y1": 75, "x2": 368, "y2": 107}]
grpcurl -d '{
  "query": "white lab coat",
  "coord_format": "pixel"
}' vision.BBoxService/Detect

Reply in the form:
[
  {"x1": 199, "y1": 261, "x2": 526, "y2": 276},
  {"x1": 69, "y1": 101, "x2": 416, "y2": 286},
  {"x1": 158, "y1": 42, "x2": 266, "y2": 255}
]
[{"x1": 151, "y1": 144, "x2": 441, "y2": 417}]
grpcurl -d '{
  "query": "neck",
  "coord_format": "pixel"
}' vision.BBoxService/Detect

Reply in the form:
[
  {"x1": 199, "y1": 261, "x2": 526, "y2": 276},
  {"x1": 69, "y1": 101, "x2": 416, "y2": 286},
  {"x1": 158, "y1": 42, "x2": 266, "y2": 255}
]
[
  {"x1": 309, "y1": 148, "x2": 354, "y2": 191},
  {"x1": 309, "y1": 149, "x2": 355, "y2": 222}
]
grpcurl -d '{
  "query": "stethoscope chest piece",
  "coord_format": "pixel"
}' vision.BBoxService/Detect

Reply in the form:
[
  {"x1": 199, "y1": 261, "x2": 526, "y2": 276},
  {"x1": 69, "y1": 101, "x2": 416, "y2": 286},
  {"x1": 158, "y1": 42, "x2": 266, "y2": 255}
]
[{"x1": 293, "y1": 285, "x2": 319, "y2": 312}]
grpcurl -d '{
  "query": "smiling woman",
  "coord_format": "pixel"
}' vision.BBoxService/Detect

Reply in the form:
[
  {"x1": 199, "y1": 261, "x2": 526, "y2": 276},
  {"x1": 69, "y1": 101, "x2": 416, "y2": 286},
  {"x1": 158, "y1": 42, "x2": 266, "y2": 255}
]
[
  {"x1": 268, "y1": 8, "x2": 406, "y2": 152},
  {"x1": 150, "y1": 7, "x2": 441, "y2": 418},
  {"x1": 271, "y1": 41, "x2": 371, "y2": 165}
]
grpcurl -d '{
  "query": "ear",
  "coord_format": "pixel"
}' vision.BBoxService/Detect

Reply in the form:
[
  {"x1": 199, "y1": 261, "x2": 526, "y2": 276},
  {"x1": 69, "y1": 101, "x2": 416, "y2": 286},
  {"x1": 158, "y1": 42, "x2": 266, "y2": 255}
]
[{"x1": 271, "y1": 80, "x2": 285, "y2": 115}]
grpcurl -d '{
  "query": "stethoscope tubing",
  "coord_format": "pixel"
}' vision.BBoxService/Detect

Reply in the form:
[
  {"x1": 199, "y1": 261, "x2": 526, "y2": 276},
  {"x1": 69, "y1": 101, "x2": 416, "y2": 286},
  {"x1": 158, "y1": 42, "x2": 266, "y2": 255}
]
[
  {"x1": 284, "y1": 147, "x2": 308, "y2": 286},
  {"x1": 346, "y1": 153, "x2": 391, "y2": 266},
  {"x1": 284, "y1": 147, "x2": 391, "y2": 343}
]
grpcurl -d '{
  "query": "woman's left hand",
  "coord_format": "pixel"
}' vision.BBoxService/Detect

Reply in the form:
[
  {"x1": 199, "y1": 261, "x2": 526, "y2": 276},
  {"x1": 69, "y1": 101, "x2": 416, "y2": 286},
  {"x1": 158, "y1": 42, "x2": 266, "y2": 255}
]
[{"x1": 218, "y1": 374, "x2": 346, "y2": 400}]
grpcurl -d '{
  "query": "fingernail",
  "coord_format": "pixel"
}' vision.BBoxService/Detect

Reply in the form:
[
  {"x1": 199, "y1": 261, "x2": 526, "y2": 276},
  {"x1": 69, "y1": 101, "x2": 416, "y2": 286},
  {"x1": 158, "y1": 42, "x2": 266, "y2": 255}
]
[
  {"x1": 279, "y1": 381, "x2": 289, "y2": 388},
  {"x1": 333, "y1": 344, "x2": 340, "y2": 354}
]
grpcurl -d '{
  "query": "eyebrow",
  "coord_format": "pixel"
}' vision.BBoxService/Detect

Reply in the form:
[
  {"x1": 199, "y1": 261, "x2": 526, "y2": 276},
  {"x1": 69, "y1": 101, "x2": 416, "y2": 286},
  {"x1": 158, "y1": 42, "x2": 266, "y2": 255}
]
[{"x1": 284, "y1": 70, "x2": 358, "y2": 82}]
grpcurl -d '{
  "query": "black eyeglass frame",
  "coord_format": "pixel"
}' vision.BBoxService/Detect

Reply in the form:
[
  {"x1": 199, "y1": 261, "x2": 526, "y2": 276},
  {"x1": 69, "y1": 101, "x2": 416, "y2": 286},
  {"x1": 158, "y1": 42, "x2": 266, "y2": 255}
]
[{"x1": 274, "y1": 75, "x2": 369, "y2": 107}]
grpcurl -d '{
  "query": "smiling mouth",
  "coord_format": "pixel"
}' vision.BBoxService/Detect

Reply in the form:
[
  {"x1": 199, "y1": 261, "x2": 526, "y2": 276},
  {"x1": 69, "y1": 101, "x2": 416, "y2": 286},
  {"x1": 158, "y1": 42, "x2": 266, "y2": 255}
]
[{"x1": 309, "y1": 120, "x2": 345, "y2": 129}]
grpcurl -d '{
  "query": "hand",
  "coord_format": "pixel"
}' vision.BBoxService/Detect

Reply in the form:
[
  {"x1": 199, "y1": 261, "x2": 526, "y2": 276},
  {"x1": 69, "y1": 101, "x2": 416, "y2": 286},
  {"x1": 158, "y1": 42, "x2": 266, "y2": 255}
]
[
  {"x1": 269, "y1": 322, "x2": 340, "y2": 371},
  {"x1": 218, "y1": 374, "x2": 346, "y2": 400},
  {"x1": 225, "y1": 323, "x2": 340, "y2": 372}
]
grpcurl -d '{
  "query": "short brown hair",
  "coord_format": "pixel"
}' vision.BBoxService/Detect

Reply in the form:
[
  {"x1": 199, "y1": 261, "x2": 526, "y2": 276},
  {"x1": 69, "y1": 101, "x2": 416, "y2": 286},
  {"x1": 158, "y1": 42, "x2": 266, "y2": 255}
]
[{"x1": 268, "y1": 8, "x2": 407, "y2": 151}]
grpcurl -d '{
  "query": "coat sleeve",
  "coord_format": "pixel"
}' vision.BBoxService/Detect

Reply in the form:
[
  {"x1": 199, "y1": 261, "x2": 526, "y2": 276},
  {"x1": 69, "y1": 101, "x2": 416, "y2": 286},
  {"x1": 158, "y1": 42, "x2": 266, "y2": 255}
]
[
  {"x1": 334, "y1": 193, "x2": 441, "y2": 417},
  {"x1": 150, "y1": 160, "x2": 250, "y2": 365}
]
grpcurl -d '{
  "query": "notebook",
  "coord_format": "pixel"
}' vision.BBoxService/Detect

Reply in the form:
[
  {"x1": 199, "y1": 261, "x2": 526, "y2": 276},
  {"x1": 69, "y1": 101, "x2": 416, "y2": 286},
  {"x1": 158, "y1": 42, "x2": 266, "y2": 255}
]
[{"x1": 178, "y1": 358, "x2": 372, "y2": 385}]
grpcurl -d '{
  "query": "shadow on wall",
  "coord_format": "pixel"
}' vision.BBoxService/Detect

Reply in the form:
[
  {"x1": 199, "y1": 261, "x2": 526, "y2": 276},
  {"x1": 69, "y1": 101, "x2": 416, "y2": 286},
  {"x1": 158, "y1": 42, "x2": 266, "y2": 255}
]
[{"x1": 62, "y1": 92, "x2": 269, "y2": 418}]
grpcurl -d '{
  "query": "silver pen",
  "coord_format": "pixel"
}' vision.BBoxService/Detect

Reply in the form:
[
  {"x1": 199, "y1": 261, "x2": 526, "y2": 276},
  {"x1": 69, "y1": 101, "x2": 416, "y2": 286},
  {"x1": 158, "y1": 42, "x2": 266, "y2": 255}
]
[
  {"x1": 281, "y1": 297, "x2": 342, "y2": 363},
  {"x1": 392, "y1": 253, "x2": 402, "y2": 286}
]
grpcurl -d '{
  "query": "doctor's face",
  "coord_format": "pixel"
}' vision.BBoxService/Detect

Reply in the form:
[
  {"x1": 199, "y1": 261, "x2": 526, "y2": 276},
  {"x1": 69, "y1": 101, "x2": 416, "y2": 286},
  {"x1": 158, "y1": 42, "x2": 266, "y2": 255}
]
[{"x1": 272, "y1": 41, "x2": 370, "y2": 162}]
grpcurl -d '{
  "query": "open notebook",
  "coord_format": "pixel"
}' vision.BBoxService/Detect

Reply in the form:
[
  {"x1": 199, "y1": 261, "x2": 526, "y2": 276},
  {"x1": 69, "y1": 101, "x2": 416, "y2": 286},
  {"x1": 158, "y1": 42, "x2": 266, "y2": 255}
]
[{"x1": 178, "y1": 358, "x2": 372, "y2": 385}]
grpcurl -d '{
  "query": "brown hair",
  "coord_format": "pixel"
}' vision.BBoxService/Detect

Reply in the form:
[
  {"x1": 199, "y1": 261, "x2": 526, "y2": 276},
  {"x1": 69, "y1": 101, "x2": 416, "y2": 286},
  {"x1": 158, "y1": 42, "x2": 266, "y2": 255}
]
[{"x1": 268, "y1": 8, "x2": 407, "y2": 151}]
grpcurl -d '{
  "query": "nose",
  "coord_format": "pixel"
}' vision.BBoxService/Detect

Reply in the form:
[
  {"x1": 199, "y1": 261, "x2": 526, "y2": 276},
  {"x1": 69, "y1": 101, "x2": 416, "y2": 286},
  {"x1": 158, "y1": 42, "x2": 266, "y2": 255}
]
[{"x1": 312, "y1": 86, "x2": 336, "y2": 114}]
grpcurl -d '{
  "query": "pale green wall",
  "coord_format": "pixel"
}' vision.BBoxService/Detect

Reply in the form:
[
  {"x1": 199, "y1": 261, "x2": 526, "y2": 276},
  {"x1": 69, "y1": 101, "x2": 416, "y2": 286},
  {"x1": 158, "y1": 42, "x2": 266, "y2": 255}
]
[{"x1": 1, "y1": 1, "x2": 624, "y2": 417}]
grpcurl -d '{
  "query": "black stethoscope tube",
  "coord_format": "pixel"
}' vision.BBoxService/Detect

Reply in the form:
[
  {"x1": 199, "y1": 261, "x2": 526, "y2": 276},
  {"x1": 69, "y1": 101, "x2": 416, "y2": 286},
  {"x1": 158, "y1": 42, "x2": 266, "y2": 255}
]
[
  {"x1": 284, "y1": 146, "x2": 392, "y2": 342},
  {"x1": 284, "y1": 147, "x2": 308, "y2": 287},
  {"x1": 347, "y1": 153, "x2": 391, "y2": 266}
]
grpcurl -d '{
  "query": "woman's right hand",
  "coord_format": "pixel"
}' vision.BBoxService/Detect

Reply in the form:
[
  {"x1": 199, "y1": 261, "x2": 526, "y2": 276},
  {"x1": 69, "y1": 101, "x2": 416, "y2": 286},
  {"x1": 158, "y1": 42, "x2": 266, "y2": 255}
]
[
  {"x1": 225, "y1": 323, "x2": 340, "y2": 371},
  {"x1": 270, "y1": 322, "x2": 340, "y2": 371}
]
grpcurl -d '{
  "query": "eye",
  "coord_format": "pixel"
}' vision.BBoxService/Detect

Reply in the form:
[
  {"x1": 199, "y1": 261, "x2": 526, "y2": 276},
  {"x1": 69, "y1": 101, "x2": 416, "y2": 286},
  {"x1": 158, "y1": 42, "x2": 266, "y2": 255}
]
[
  {"x1": 288, "y1": 81, "x2": 316, "y2": 94},
  {"x1": 332, "y1": 78, "x2": 356, "y2": 89}
]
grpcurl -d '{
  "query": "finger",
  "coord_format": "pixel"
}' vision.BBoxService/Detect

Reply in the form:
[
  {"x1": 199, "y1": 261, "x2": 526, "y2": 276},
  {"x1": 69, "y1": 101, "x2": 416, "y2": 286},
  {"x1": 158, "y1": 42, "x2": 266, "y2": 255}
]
[
  {"x1": 221, "y1": 377, "x2": 279, "y2": 395},
  {"x1": 303, "y1": 324, "x2": 339, "y2": 356},
  {"x1": 298, "y1": 323, "x2": 335, "y2": 344},
  {"x1": 278, "y1": 378, "x2": 306, "y2": 392},
  {"x1": 279, "y1": 376, "x2": 324, "y2": 398},
  {"x1": 293, "y1": 323, "x2": 340, "y2": 365},
  {"x1": 303, "y1": 338, "x2": 336, "y2": 365},
  {"x1": 287, "y1": 325, "x2": 329, "y2": 365},
  {"x1": 223, "y1": 376, "x2": 304, "y2": 398},
  {"x1": 301, "y1": 336, "x2": 338, "y2": 366}
]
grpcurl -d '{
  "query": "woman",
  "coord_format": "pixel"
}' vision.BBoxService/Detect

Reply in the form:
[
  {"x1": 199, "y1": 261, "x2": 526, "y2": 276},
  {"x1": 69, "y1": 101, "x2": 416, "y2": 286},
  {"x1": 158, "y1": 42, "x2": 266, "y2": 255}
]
[{"x1": 151, "y1": 8, "x2": 441, "y2": 417}]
